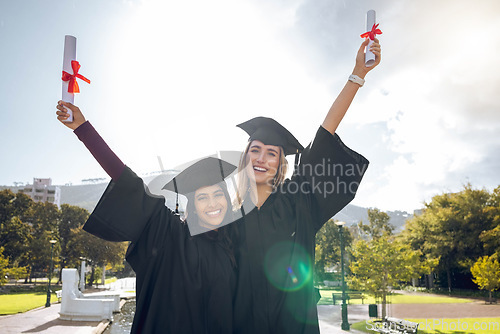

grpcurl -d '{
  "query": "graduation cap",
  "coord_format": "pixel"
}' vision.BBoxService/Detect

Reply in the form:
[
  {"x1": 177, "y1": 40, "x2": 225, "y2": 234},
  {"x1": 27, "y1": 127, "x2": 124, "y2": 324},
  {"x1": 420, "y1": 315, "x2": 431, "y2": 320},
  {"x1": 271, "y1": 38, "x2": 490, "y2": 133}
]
[
  {"x1": 236, "y1": 117, "x2": 304, "y2": 156},
  {"x1": 237, "y1": 117, "x2": 304, "y2": 171},
  {"x1": 163, "y1": 157, "x2": 237, "y2": 214}
]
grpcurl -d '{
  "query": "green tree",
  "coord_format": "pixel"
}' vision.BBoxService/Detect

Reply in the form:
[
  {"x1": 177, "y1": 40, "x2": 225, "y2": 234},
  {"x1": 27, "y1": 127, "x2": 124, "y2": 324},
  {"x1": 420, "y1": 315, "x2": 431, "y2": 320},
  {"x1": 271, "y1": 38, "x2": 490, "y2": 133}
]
[
  {"x1": 401, "y1": 184, "x2": 494, "y2": 290},
  {"x1": 24, "y1": 202, "x2": 60, "y2": 282},
  {"x1": 0, "y1": 247, "x2": 9, "y2": 285},
  {"x1": 0, "y1": 190, "x2": 33, "y2": 225},
  {"x1": 358, "y1": 208, "x2": 394, "y2": 240},
  {"x1": 349, "y1": 236, "x2": 435, "y2": 318},
  {"x1": 315, "y1": 219, "x2": 352, "y2": 282},
  {"x1": 480, "y1": 225, "x2": 500, "y2": 257},
  {"x1": 470, "y1": 255, "x2": 500, "y2": 303},
  {"x1": 58, "y1": 204, "x2": 89, "y2": 282},
  {"x1": 480, "y1": 185, "x2": 500, "y2": 257},
  {"x1": 0, "y1": 247, "x2": 28, "y2": 286},
  {"x1": 490, "y1": 185, "x2": 500, "y2": 207},
  {"x1": 0, "y1": 216, "x2": 33, "y2": 267},
  {"x1": 70, "y1": 227, "x2": 127, "y2": 287},
  {"x1": 0, "y1": 191, "x2": 35, "y2": 283},
  {"x1": 0, "y1": 191, "x2": 33, "y2": 267}
]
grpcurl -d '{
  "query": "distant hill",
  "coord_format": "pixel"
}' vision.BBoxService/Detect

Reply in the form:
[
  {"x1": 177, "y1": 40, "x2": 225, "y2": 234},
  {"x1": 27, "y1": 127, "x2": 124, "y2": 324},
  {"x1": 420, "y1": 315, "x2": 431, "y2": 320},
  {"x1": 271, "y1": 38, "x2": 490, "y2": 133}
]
[
  {"x1": 3, "y1": 179, "x2": 413, "y2": 231},
  {"x1": 333, "y1": 204, "x2": 413, "y2": 233}
]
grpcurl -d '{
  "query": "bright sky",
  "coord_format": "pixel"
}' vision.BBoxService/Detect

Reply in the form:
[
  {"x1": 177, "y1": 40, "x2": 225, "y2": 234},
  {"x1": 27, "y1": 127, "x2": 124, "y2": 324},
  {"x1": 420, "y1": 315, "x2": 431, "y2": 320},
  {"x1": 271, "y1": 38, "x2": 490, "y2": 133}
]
[{"x1": 1, "y1": 0, "x2": 499, "y2": 212}]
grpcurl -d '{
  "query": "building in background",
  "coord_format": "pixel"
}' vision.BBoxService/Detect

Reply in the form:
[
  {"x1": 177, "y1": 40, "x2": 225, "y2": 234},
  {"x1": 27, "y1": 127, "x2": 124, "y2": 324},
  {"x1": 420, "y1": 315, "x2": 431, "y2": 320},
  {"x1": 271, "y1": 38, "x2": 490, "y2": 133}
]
[{"x1": 19, "y1": 178, "x2": 61, "y2": 208}]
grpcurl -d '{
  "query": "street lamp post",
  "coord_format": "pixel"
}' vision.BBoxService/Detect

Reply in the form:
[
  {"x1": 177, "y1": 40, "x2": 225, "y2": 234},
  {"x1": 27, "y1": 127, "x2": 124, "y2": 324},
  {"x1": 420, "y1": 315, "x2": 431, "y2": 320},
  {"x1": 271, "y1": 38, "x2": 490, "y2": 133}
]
[
  {"x1": 335, "y1": 221, "x2": 350, "y2": 330},
  {"x1": 45, "y1": 239, "x2": 57, "y2": 307},
  {"x1": 80, "y1": 257, "x2": 86, "y2": 292}
]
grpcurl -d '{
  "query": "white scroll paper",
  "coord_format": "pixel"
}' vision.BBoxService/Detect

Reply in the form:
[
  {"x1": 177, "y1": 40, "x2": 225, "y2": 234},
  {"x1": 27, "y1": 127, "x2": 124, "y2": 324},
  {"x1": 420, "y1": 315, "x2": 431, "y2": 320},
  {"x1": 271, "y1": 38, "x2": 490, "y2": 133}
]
[
  {"x1": 365, "y1": 10, "x2": 376, "y2": 67},
  {"x1": 62, "y1": 35, "x2": 77, "y2": 122}
]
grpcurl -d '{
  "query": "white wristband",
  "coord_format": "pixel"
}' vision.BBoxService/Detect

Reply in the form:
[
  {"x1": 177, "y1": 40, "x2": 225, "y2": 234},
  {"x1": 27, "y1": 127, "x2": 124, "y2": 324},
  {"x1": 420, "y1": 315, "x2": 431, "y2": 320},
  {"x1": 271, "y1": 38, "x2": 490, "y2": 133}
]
[{"x1": 348, "y1": 74, "x2": 365, "y2": 87}]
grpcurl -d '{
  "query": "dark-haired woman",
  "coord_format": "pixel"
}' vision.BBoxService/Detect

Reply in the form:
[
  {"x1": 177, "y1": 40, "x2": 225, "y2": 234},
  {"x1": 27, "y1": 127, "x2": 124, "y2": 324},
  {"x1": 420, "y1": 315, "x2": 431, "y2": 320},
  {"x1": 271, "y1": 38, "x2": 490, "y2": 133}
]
[{"x1": 57, "y1": 102, "x2": 237, "y2": 334}]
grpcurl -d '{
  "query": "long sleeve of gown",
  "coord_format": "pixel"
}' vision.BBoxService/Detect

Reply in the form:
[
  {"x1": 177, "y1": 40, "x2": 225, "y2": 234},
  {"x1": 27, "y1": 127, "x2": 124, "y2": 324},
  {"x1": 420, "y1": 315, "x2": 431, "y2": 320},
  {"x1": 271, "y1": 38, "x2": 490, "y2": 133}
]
[
  {"x1": 295, "y1": 125, "x2": 369, "y2": 231},
  {"x1": 76, "y1": 120, "x2": 177, "y2": 244},
  {"x1": 73, "y1": 121, "x2": 125, "y2": 180}
]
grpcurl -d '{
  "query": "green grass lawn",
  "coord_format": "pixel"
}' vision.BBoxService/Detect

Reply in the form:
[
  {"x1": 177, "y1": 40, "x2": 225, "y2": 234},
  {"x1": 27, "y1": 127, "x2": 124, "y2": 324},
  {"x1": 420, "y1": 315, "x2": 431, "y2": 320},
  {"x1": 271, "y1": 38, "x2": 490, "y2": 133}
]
[
  {"x1": 0, "y1": 276, "x2": 119, "y2": 315},
  {"x1": 0, "y1": 290, "x2": 58, "y2": 315},
  {"x1": 352, "y1": 318, "x2": 500, "y2": 333},
  {"x1": 317, "y1": 289, "x2": 473, "y2": 305},
  {"x1": 323, "y1": 288, "x2": 498, "y2": 333},
  {"x1": 105, "y1": 277, "x2": 118, "y2": 284}
]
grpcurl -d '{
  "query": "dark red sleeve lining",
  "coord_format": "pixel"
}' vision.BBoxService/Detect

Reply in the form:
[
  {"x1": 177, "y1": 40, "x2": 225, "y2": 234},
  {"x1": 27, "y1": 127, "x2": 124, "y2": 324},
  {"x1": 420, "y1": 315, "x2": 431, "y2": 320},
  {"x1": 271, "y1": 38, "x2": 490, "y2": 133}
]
[{"x1": 74, "y1": 121, "x2": 125, "y2": 180}]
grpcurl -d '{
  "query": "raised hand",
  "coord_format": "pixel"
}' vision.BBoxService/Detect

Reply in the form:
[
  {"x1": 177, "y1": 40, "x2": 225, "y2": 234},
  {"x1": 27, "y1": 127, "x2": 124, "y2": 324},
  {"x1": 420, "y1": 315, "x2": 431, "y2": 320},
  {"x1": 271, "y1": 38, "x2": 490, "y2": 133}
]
[
  {"x1": 56, "y1": 101, "x2": 86, "y2": 130},
  {"x1": 353, "y1": 37, "x2": 381, "y2": 78}
]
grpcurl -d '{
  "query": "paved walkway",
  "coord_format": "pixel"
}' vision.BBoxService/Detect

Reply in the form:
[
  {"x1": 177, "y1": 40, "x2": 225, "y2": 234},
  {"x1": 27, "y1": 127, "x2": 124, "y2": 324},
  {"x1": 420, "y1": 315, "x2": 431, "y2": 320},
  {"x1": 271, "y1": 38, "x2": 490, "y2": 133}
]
[
  {"x1": 0, "y1": 280, "x2": 134, "y2": 334},
  {"x1": 390, "y1": 300, "x2": 500, "y2": 319},
  {"x1": 319, "y1": 304, "x2": 368, "y2": 333},
  {"x1": 1, "y1": 292, "x2": 498, "y2": 333},
  {"x1": 0, "y1": 302, "x2": 362, "y2": 334},
  {"x1": 0, "y1": 303, "x2": 109, "y2": 334}
]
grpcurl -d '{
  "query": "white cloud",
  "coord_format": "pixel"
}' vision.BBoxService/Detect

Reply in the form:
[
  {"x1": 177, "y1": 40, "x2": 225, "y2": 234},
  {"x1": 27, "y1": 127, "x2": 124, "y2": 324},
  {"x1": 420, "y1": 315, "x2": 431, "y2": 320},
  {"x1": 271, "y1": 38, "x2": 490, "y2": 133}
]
[
  {"x1": 2, "y1": 0, "x2": 499, "y2": 213},
  {"x1": 324, "y1": 0, "x2": 500, "y2": 211}
]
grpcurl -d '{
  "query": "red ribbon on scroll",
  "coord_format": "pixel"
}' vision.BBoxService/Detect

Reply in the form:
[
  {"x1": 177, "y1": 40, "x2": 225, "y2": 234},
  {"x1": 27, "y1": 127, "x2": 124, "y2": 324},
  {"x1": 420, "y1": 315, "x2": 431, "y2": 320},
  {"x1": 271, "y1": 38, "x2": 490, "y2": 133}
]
[
  {"x1": 360, "y1": 23, "x2": 382, "y2": 40},
  {"x1": 62, "y1": 60, "x2": 91, "y2": 93}
]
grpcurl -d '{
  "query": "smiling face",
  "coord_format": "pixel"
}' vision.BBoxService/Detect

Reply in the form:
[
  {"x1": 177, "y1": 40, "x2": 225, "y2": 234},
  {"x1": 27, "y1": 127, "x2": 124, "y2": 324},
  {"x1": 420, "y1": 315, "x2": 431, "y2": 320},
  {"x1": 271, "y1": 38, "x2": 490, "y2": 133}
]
[
  {"x1": 193, "y1": 184, "x2": 229, "y2": 229},
  {"x1": 246, "y1": 140, "x2": 282, "y2": 188}
]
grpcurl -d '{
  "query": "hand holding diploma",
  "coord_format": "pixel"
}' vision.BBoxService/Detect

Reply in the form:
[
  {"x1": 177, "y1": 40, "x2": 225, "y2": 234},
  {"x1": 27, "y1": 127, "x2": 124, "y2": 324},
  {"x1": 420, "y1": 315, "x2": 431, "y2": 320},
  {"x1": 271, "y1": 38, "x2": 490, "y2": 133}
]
[
  {"x1": 61, "y1": 35, "x2": 90, "y2": 123},
  {"x1": 361, "y1": 10, "x2": 382, "y2": 67},
  {"x1": 56, "y1": 101, "x2": 86, "y2": 130},
  {"x1": 352, "y1": 37, "x2": 381, "y2": 80}
]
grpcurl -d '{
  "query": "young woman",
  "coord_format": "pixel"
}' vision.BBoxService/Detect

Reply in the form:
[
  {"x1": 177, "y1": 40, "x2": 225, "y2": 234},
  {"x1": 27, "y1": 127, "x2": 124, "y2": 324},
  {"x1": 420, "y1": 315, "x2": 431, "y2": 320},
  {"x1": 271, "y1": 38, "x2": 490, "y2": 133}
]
[
  {"x1": 56, "y1": 103, "x2": 238, "y2": 334},
  {"x1": 232, "y1": 38, "x2": 381, "y2": 334}
]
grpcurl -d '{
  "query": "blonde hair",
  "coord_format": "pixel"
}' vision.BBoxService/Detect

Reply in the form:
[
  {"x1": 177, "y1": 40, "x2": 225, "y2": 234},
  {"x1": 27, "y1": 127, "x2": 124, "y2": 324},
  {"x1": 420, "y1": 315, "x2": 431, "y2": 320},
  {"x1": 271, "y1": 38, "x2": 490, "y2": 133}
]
[{"x1": 234, "y1": 140, "x2": 288, "y2": 207}]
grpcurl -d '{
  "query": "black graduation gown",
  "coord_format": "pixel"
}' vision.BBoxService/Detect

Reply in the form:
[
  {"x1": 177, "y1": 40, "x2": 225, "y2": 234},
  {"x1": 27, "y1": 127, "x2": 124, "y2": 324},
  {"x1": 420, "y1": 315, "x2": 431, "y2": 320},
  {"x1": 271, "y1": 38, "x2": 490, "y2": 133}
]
[
  {"x1": 83, "y1": 167, "x2": 236, "y2": 334},
  {"x1": 233, "y1": 126, "x2": 369, "y2": 334}
]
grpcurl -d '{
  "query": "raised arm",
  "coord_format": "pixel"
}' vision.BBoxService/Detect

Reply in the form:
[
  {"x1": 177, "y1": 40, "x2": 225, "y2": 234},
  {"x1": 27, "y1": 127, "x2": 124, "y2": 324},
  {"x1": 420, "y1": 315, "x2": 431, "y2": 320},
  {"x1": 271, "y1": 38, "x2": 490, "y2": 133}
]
[
  {"x1": 322, "y1": 38, "x2": 381, "y2": 135},
  {"x1": 56, "y1": 101, "x2": 125, "y2": 180}
]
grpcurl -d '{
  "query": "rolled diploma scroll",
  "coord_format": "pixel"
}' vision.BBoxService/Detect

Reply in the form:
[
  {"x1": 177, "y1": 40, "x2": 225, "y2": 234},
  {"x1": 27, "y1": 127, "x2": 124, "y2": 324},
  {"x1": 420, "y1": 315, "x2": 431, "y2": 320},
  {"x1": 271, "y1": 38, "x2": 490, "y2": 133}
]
[
  {"x1": 62, "y1": 35, "x2": 77, "y2": 122},
  {"x1": 365, "y1": 10, "x2": 376, "y2": 67}
]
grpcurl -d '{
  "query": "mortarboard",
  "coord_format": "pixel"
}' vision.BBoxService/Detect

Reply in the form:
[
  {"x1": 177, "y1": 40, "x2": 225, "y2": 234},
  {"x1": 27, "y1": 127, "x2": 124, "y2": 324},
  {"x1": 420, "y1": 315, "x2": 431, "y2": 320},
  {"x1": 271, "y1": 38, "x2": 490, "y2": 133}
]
[
  {"x1": 236, "y1": 117, "x2": 304, "y2": 156},
  {"x1": 146, "y1": 153, "x2": 256, "y2": 236},
  {"x1": 163, "y1": 157, "x2": 237, "y2": 216},
  {"x1": 163, "y1": 157, "x2": 237, "y2": 196}
]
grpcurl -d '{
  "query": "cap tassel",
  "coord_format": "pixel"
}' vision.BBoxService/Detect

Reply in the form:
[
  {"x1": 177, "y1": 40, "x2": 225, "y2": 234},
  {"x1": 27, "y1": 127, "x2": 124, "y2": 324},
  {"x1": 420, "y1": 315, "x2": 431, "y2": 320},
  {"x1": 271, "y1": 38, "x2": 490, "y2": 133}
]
[
  {"x1": 217, "y1": 158, "x2": 225, "y2": 181},
  {"x1": 293, "y1": 149, "x2": 300, "y2": 176},
  {"x1": 173, "y1": 178, "x2": 179, "y2": 215},
  {"x1": 175, "y1": 194, "x2": 179, "y2": 214}
]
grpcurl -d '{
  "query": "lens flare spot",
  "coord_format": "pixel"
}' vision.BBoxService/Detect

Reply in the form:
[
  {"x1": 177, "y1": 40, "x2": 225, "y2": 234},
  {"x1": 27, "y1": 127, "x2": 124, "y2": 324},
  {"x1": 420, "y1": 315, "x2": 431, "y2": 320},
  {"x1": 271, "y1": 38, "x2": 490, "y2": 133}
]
[
  {"x1": 263, "y1": 241, "x2": 312, "y2": 292},
  {"x1": 287, "y1": 266, "x2": 299, "y2": 284}
]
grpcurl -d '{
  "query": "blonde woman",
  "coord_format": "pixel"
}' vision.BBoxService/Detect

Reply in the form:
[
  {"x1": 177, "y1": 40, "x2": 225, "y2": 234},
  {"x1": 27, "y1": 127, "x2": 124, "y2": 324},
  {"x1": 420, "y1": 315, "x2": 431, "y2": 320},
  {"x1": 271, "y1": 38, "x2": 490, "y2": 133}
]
[{"x1": 232, "y1": 38, "x2": 381, "y2": 334}]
